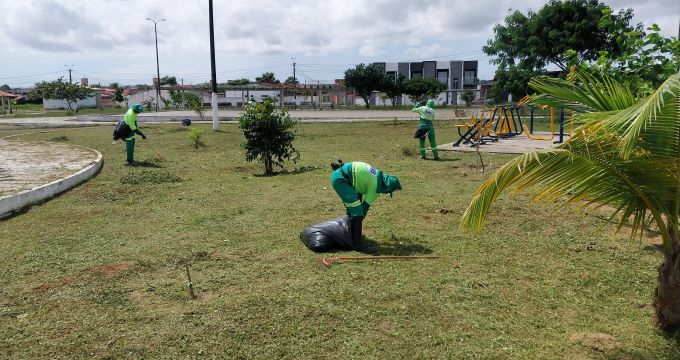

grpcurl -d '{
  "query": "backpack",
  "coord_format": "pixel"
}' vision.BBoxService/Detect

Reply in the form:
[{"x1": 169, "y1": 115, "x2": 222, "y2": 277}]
[{"x1": 112, "y1": 120, "x2": 132, "y2": 141}]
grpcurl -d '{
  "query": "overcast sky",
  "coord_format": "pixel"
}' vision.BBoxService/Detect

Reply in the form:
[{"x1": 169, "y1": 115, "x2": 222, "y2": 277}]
[{"x1": 0, "y1": 0, "x2": 678, "y2": 88}]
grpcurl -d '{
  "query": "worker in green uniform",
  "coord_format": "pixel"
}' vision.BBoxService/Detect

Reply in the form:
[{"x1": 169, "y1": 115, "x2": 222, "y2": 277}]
[
  {"x1": 412, "y1": 99, "x2": 439, "y2": 160},
  {"x1": 330, "y1": 160, "x2": 402, "y2": 252},
  {"x1": 123, "y1": 104, "x2": 147, "y2": 165}
]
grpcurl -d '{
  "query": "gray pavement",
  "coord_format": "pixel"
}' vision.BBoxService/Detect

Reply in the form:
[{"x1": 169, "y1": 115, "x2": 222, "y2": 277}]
[
  {"x1": 0, "y1": 138, "x2": 100, "y2": 198},
  {"x1": 438, "y1": 132, "x2": 569, "y2": 154}
]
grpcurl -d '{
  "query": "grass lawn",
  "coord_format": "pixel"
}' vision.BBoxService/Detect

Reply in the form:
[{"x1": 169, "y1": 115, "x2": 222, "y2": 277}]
[
  {"x1": 0, "y1": 121, "x2": 675, "y2": 359},
  {"x1": 2, "y1": 105, "x2": 128, "y2": 118}
]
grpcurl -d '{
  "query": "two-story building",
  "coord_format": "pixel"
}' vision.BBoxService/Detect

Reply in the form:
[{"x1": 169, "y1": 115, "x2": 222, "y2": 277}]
[{"x1": 368, "y1": 60, "x2": 479, "y2": 106}]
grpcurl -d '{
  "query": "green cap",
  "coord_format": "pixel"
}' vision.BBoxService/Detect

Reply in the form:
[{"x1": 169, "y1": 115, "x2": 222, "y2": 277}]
[
  {"x1": 426, "y1": 99, "x2": 435, "y2": 109},
  {"x1": 131, "y1": 104, "x2": 143, "y2": 113},
  {"x1": 382, "y1": 174, "x2": 402, "y2": 197}
]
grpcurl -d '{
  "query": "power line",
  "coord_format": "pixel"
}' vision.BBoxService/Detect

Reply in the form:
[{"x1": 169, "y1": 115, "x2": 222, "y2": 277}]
[{"x1": 0, "y1": 70, "x2": 64, "y2": 80}]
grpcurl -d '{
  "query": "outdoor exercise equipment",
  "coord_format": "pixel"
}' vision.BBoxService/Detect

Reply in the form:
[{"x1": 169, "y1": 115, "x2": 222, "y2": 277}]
[
  {"x1": 453, "y1": 105, "x2": 523, "y2": 147},
  {"x1": 523, "y1": 107, "x2": 554, "y2": 141},
  {"x1": 320, "y1": 255, "x2": 440, "y2": 267},
  {"x1": 524, "y1": 107, "x2": 575, "y2": 144}
]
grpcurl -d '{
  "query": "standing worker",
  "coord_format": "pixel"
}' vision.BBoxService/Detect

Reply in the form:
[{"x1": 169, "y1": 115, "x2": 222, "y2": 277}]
[
  {"x1": 412, "y1": 99, "x2": 439, "y2": 160},
  {"x1": 123, "y1": 104, "x2": 147, "y2": 165},
  {"x1": 330, "y1": 160, "x2": 402, "y2": 252}
]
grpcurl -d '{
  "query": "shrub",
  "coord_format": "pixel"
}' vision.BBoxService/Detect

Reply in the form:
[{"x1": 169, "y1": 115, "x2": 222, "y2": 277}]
[
  {"x1": 238, "y1": 98, "x2": 298, "y2": 175},
  {"x1": 188, "y1": 128, "x2": 205, "y2": 149}
]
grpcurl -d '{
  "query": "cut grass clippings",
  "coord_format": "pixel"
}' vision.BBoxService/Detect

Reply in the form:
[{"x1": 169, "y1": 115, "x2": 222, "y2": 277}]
[
  {"x1": 120, "y1": 170, "x2": 182, "y2": 185},
  {"x1": 0, "y1": 121, "x2": 675, "y2": 359}
]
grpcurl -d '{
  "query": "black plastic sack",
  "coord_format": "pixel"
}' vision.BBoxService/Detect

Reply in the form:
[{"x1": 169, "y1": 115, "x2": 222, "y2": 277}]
[
  {"x1": 300, "y1": 216, "x2": 353, "y2": 252},
  {"x1": 414, "y1": 128, "x2": 429, "y2": 139},
  {"x1": 113, "y1": 120, "x2": 132, "y2": 141},
  {"x1": 182, "y1": 118, "x2": 192, "y2": 126}
]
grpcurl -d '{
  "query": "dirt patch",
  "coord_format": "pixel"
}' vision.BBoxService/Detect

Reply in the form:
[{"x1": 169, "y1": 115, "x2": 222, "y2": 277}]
[
  {"x1": 33, "y1": 276, "x2": 77, "y2": 292},
  {"x1": 569, "y1": 332, "x2": 621, "y2": 352},
  {"x1": 87, "y1": 262, "x2": 131, "y2": 276}
]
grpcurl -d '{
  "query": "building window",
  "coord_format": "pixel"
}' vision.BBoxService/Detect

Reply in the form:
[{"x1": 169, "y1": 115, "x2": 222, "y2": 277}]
[
  {"x1": 411, "y1": 71, "x2": 423, "y2": 79},
  {"x1": 436, "y1": 70, "x2": 448, "y2": 86},
  {"x1": 386, "y1": 71, "x2": 397, "y2": 81},
  {"x1": 464, "y1": 70, "x2": 477, "y2": 88},
  {"x1": 452, "y1": 78, "x2": 459, "y2": 89}
]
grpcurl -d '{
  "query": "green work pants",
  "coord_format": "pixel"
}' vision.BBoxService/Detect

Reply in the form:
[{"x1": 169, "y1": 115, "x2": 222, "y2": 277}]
[
  {"x1": 418, "y1": 127, "x2": 439, "y2": 159},
  {"x1": 126, "y1": 137, "x2": 135, "y2": 162}
]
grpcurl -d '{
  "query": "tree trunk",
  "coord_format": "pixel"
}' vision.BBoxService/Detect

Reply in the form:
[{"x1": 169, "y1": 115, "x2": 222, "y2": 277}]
[{"x1": 655, "y1": 237, "x2": 680, "y2": 331}]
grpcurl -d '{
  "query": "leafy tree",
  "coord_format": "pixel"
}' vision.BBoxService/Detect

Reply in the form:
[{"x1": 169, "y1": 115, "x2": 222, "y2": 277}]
[
  {"x1": 284, "y1": 76, "x2": 299, "y2": 85},
  {"x1": 1, "y1": 84, "x2": 12, "y2": 92},
  {"x1": 238, "y1": 98, "x2": 298, "y2": 175},
  {"x1": 184, "y1": 92, "x2": 204, "y2": 119},
  {"x1": 31, "y1": 77, "x2": 94, "y2": 111},
  {"x1": 227, "y1": 78, "x2": 251, "y2": 86},
  {"x1": 109, "y1": 82, "x2": 120, "y2": 89},
  {"x1": 567, "y1": 22, "x2": 680, "y2": 95},
  {"x1": 344, "y1": 63, "x2": 388, "y2": 108},
  {"x1": 382, "y1": 74, "x2": 406, "y2": 107},
  {"x1": 255, "y1": 72, "x2": 280, "y2": 84},
  {"x1": 113, "y1": 87, "x2": 125, "y2": 103},
  {"x1": 484, "y1": 0, "x2": 638, "y2": 101},
  {"x1": 460, "y1": 69, "x2": 680, "y2": 331},
  {"x1": 461, "y1": 89, "x2": 475, "y2": 106},
  {"x1": 402, "y1": 77, "x2": 446, "y2": 104},
  {"x1": 160, "y1": 76, "x2": 178, "y2": 86}
]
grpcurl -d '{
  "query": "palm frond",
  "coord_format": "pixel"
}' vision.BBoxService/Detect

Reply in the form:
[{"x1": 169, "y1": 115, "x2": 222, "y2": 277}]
[
  {"x1": 459, "y1": 146, "x2": 670, "y2": 251},
  {"x1": 528, "y1": 71, "x2": 637, "y2": 113},
  {"x1": 604, "y1": 73, "x2": 680, "y2": 158}
]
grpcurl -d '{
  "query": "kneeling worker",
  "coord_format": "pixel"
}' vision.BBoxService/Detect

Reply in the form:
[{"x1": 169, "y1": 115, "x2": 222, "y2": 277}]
[{"x1": 330, "y1": 160, "x2": 402, "y2": 252}]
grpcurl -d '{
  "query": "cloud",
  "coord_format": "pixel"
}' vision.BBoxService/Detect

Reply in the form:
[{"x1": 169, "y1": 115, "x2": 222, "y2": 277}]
[{"x1": 0, "y1": 0, "x2": 676, "y2": 85}]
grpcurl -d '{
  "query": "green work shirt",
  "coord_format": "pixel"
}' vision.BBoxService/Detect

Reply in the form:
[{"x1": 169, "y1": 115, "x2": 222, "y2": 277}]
[
  {"x1": 343, "y1": 162, "x2": 380, "y2": 205},
  {"x1": 412, "y1": 105, "x2": 435, "y2": 129},
  {"x1": 123, "y1": 108, "x2": 138, "y2": 131}
]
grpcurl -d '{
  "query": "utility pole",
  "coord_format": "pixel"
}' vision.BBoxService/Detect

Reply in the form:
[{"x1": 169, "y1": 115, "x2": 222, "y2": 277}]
[
  {"x1": 208, "y1": 0, "x2": 219, "y2": 130},
  {"x1": 146, "y1": 17, "x2": 166, "y2": 112},
  {"x1": 181, "y1": 78, "x2": 185, "y2": 109},
  {"x1": 64, "y1": 65, "x2": 74, "y2": 83},
  {"x1": 291, "y1": 58, "x2": 296, "y2": 107}
]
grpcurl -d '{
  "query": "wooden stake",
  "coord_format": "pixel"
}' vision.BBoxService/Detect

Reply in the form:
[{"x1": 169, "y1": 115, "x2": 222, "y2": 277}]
[{"x1": 183, "y1": 257, "x2": 197, "y2": 299}]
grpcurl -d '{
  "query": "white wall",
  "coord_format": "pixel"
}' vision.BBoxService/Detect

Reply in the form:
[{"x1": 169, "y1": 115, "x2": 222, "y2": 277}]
[{"x1": 43, "y1": 96, "x2": 97, "y2": 110}]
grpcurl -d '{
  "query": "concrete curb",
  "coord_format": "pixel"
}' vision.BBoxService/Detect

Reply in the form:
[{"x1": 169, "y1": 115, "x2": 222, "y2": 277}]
[{"x1": 0, "y1": 144, "x2": 103, "y2": 219}]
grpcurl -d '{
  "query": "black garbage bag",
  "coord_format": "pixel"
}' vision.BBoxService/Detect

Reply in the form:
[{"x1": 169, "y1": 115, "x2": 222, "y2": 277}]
[
  {"x1": 414, "y1": 128, "x2": 429, "y2": 139},
  {"x1": 300, "y1": 216, "x2": 353, "y2": 252},
  {"x1": 182, "y1": 118, "x2": 192, "y2": 126}
]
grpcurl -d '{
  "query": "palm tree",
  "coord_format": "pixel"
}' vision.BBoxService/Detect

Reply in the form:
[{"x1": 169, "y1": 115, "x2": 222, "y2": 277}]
[{"x1": 460, "y1": 69, "x2": 680, "y2": 330}]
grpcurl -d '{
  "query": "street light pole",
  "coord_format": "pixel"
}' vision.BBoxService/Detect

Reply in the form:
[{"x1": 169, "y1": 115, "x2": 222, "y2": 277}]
[
  {"x1": 147, "y1": 17, "x2": 165, "y2": 112},
  {"x1": 208, "y1": 0, "x2": 219, "y2": 130}
]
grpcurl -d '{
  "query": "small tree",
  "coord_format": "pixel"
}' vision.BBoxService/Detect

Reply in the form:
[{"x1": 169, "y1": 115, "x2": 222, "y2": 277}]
[
  {"x1": 160, "y1": 76, "x2": 178, "y2": 86},
  {"x1": 113, "y1": 87, "x2": 125, "y2": 103},
  {"x1": 187, "y1": 128, "x2": 205, "y2": 149},
  {"x1": 403, "y1": 77, "x2": 446, "y2": 104},
  {"x1": 461, "y1": 89, "x2": 475, "y2": 106},
  {"x1": 32, "y1": 77, "x2": 94, "y2": 112},
  {"x1": 238, "y1": 98, "x2": 298, "y2": 175},
  {"x1": 227, "y1": 78, "x2": 251, "y2": 86},
  {"x1": 183, "y1": 93, "x2": 204, "y2": 119},
  {"x1": 256, "y1": 72, "x2": 280, "y2": 84},
  {"x1": 284, "y1": 76, "x2": 299, "y2": 85},
  {"x1": 382, "y1": 74, "x2": 406, "y2": 107},
  {"x1": 344, "y1": 63, "x2": 386, "y2": 108}
]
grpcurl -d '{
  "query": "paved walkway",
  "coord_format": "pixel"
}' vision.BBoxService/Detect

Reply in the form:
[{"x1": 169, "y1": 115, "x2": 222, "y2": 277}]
[
  {"x1": 0, "y1": 137, "x2": 99, "y2": 198},
  {"x1": 438, "y1": 132, "x2": 569, "y2": 154}
]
